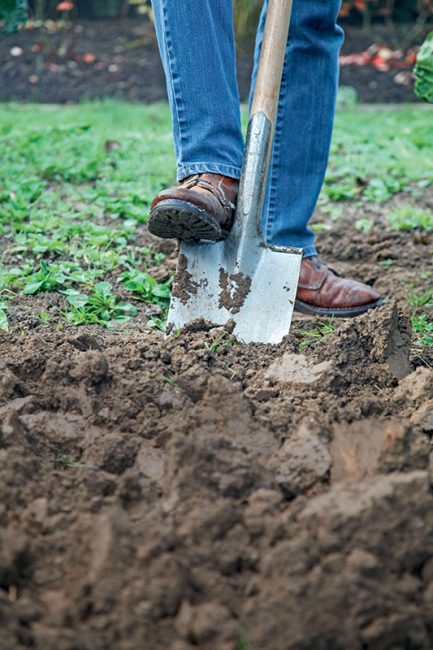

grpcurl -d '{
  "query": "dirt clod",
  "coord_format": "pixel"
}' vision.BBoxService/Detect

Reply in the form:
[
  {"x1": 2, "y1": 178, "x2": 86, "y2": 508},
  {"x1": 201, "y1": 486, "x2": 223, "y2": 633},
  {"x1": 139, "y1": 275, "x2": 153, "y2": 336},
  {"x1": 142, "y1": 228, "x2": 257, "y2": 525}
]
[
  {"x1": 218, "y1": 269, "x2": 252, "y2": 314},
  {"x1": 171, "y1": 254, "x2": 199, "y2": 305},
  {"x1": 264, "y1": 352, "x2": 332, "y2": 385}
]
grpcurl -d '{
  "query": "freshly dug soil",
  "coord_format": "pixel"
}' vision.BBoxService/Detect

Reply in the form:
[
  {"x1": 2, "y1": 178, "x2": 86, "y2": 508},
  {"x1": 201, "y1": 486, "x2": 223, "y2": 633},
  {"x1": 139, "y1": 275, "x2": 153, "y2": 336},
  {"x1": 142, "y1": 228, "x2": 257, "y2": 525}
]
[
  {"x1": 1, "y1": 189, "x2": 433, "y2": 649},
  {"x1": 0, "y1": 19, "x2": 424, "y2": 104}
]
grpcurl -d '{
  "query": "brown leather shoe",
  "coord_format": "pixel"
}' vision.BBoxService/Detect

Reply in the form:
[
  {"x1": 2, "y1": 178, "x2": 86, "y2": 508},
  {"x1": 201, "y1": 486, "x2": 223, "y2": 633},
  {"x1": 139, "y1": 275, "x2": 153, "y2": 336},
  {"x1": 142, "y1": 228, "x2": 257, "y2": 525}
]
[
  {"x1": 148, "y1": 173, "x2": 239, "y2": 242},
  {"x1": 295, "y1": 256, "x2": 383, "y2": 317}
]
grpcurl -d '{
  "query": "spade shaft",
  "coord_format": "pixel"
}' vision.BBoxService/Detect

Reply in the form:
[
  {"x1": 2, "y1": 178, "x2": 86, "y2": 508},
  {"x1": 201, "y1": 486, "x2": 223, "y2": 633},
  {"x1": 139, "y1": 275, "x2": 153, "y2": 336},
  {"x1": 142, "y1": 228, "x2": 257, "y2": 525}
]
[{"x1": 236, "y1": 0, "x2": 294, "y2": 249}]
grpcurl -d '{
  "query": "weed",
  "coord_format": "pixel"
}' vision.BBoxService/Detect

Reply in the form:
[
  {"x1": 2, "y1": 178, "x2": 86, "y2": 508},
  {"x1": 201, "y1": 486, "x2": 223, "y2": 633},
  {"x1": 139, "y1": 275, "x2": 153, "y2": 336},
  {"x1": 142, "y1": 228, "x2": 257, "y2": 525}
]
[
  {"x1": 412, "y1": 314, "x2": 433, "y2": 346},
  {"x1": 121, "y1": 270, "x2": 172, "y2": 307},
  {"x1": 236, "y1": 633, "x2": 253, "y2": 650},
  {"x1": 407, "y1": 291, "x2": 433, "y2": 311},
  {"x1": 311, "y1": 223, "x2": 332, "y2": 233},
  {"x1": 224, "y1": 364, "x2": 238, "y2": 380},
  {"x1": 120, "y1": 271, "x2": 172, "y2": 332},
  {"x1": 355, "y1": 218, "x2": 374, "y2": 233},
  {"x1": 299, "y1": 320, "x2": 336, "y2": 350},
  {"x1": 63, "y1": 281, "x2": 137, "y2": 327},
  {"x1": 320, "y1": 203, "x2": 343, "y2": 221},
  {"x1": 0, "y1": 298, "x2": 9, "y2": 331},
  {"x1": 54, "y1": 454, "x2": 93, "y2": 469},
  {"x1": 406, "y1": 289, "x2": 433, "y2": 347},
  {"x1": 387, "y1": 207, "x2": 433, "y2": 232},
  {"x1": 147, "y1": 315, "x2": 168, "y2": 331},
  {"x1": 204, "y1": 332, "x2": 235, "y2": 352},
  {"x1": 162, "y1": 375, "x2": 179, "y2": 387},
  {"x1": 21, "y1": 261, "x2": 67, "y2": 295}
]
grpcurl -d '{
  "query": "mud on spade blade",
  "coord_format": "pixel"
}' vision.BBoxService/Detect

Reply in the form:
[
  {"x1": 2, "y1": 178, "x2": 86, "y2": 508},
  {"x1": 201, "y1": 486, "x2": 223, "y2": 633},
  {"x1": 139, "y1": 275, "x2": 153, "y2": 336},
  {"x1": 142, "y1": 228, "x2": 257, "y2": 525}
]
[{"x1": 166, "y1": 113, "x2": 302, "y2": 345}]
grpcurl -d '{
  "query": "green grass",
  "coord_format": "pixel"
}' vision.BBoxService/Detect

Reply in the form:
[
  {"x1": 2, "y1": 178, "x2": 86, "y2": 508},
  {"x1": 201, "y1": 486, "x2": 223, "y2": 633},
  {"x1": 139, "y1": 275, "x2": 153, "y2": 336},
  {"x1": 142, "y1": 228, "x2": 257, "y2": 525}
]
[
  {"x1": 412, "y1": 314, "x2": 433, "y2": 346},
  {"x1": 0, "y1": 100, "x2": 175, "y2": 330},
  {"x1": 324, "y1": 106, "x2": 433, "y2": 204},
  {"x1": 0, "y1": 100, "x2": 432, "y2": 332},
  {"x1": 386, "y1": 206, "x2": 433, "y2": 232},
  {"x1": 298, "y1": 320, "x2": 336, "y2": 350},
  {"x1": 407, "y1": 290, "x2": 433, "y2": 347},
  {"x1": 62, "y1": 281, "x2": 138, "y2": 326}
]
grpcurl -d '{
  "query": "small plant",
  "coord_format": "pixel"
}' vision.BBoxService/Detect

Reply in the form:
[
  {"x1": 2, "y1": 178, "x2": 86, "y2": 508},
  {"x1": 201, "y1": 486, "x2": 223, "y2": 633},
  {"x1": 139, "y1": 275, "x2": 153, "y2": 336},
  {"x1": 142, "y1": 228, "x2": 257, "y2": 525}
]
[
  {"x1": 299, "y1": 320, "x2": 336, "y2": 350},
  {"x1": 414, "y1": 31, "x2": 433, "y2": 104},
  {"x1": 321, "y1": 203, "x2": 343, "y2": 221},
  {"x1": 63, "y1": 281, "x2": 137, "y2": 327},
  {"x1": 387, "y1": 207, "x2": 433, "y2": 232},
  {"x1": 54, "y1": 453, "x2": 93, "y2": 469},
  {"x1": 355, "y1": 218, "x2": 374, "y2": 233},
  {"x1": 0, "y1": 298, "x2": 9, "y2": 331},
  {"x1": 412, "y1": 314, "x2": 433, "y2": 346},
  {"x1": 407, "y1": 291, "x2": 433, "y2": 311},
  {"x1": 236, "y1": 632, "x2": 253, "y2": 650},
  {"x1": 204, "y1": 332, "x2": 233, "y2": 352},
  {"x1": 147, "y1": 315, "x2": 167, "y2": 331},
  {"x1": 121, "y1": 270, "x2": 171, "y2": 307},
  {"x1": 162, "y1": 374, "x2": 178, "y2": 387},
  {"x1": 311, "y1": 223, "x2": 332, "y2": 233},
  {"x1": 406, "y1": 289, "x2": 433, "y2": 347},
  {"x1": 224, "y1": 363, "x2": 237, "y2": 380},
  {"x1": 378, "y1": 258, "x2": 395, "y2": 268},
  {"x1": 21, "y1": 261, "x2": 67, "y2": 294}
]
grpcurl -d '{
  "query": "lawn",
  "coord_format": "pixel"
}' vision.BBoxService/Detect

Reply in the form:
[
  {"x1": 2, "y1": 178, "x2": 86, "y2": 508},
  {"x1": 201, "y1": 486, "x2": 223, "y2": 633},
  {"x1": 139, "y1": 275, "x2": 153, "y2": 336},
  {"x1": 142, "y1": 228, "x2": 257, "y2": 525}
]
[{"x1": 0, "y1": 100, "x2": 432, "y2": 342}]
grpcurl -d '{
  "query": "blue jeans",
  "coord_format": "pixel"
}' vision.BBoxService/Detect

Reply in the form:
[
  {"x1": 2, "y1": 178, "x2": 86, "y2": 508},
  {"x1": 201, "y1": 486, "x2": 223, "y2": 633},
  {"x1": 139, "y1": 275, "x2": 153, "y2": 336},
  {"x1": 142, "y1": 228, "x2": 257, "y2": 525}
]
[{"x1": 151, "y1": 0, "x2": 344, "y2": 257}]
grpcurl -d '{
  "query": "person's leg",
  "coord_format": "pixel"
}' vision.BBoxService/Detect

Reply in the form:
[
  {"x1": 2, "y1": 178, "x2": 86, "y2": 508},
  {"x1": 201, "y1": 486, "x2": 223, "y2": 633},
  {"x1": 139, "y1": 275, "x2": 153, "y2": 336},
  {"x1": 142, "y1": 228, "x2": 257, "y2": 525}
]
[
  {"x1": 151, "y1": 0, "x2": 244, "y2": 182},
  {"x1": 251, "y1": 0, "x2": 344, "y2": 257},
  {"x1": 249, "y1": 0, "x2": 382, "y2": 316}
]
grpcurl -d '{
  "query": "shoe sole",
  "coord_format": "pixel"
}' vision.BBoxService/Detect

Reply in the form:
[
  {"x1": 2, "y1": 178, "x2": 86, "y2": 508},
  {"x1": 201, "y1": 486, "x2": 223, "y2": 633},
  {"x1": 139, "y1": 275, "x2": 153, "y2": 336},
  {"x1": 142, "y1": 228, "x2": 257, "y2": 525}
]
[
  {"x1": 148, "y1": 199, "x2": 227, "y2": 242},
  {"x1": 294, "y1": 297, "x2": 384, "y2": 318}
]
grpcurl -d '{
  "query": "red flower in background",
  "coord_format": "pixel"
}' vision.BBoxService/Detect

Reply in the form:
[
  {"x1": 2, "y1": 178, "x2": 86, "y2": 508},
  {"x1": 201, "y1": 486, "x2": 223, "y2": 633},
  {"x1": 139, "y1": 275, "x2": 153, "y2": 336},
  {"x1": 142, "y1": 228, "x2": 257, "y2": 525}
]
[{"x1": 57, "y1": 2, "x2": 74, "y2": 11}]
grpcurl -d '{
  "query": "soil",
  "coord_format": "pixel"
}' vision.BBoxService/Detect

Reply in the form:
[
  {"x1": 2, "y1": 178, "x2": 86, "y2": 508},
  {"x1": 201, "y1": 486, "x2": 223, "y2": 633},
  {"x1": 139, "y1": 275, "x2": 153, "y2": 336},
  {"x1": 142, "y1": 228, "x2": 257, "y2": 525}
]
[
  {"x1": 1, "y1": 188, "x2": 433, "y2": 649},
  {"x1": 0, "y1": 19, "x2": 425, "y2": 104},
  {"x1": 218, "y1": 270, "x2": 252, "y2": 315},
  {"x1": 171, "y1": 255, "x2": 199, "y2": 306}
]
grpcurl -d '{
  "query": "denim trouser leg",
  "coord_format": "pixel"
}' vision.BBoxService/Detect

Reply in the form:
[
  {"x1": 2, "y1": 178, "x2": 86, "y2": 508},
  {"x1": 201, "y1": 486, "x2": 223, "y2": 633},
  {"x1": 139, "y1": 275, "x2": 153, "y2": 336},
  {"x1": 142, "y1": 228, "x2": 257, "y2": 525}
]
[
  {"x1": 151, "y1": 0, "x2": 244, "y2": 181},
  {"x1": 151, "y1": 0, "x2": 344, "y2": 256},
  {"x1": 251, "y1": 0, "x2": 344, "y2": 256}
]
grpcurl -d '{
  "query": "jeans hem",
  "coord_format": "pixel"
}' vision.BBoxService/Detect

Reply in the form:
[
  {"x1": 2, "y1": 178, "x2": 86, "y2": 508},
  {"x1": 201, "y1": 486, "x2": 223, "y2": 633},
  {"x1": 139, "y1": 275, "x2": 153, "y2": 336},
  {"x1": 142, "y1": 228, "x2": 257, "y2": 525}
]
[
  {"x1": 302, "y1": 245, "x2": 318, "y2": 258},
  {"x1": 177, "y1": 162, "x2": 242, "y2": 182}
]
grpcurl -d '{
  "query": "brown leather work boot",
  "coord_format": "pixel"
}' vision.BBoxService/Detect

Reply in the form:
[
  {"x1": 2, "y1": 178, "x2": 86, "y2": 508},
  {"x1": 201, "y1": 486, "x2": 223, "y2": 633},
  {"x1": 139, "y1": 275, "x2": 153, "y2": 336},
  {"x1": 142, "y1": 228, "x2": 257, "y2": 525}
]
[
  {"x1": 295, "y1": 256, "x2": 383, "y2": 317},
  {"x1": 149, "y1": 173, "x2": 239, "y2": 242}
]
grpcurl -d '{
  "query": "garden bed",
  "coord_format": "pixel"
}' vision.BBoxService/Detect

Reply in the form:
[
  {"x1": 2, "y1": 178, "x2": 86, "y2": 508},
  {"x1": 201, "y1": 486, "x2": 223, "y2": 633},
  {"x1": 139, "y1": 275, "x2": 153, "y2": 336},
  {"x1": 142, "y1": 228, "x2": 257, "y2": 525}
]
[
  {"x1": 0, "y1": 18, "x2": 425, "y2": 103},
  {"x1": 1, "y1": 102, "x2": 433, "y2": 649}
]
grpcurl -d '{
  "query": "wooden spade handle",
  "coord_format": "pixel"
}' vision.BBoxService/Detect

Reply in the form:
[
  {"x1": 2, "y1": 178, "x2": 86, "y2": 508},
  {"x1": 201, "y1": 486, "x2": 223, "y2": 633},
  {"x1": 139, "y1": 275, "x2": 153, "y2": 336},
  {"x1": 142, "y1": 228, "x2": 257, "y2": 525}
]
[{"x1": 250, "y1": 0, "x2": 293, "y2": 124}]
